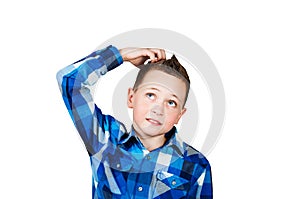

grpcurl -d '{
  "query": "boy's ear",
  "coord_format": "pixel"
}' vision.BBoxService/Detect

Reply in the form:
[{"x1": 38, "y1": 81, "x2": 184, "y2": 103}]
[
  {"x1": 127, "y1": 88, "x2": 135, "y2": 109},
  {"x1": 175, "y1": 108, "x2": 187, "y2": 124}
]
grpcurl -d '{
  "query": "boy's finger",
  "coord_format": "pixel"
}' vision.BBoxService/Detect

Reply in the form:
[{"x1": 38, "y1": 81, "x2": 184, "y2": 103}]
[
  {"x1": 150, "y1": 48, "x2": 166, "y2": 61},
  {"x1": 144, "y1": 50, "x2": 156, "y2": 62},
  {"x1": 160, "y1": 49, "x2": 166, "y2": 60}
]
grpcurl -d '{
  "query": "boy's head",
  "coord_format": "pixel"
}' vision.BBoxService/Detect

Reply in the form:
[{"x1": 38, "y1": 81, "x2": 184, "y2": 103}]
[
  {"x1": 133, "y1": 55, "x2": 190, "y2": 105},
  {"x1": 127, "y1": 55, "x2": 191, "y2": 142}
]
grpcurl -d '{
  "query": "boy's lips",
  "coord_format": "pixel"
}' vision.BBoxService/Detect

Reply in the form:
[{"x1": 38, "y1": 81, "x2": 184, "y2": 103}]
[{"x1": 146, "y1": 118, "x2": 162, "y2": 126}]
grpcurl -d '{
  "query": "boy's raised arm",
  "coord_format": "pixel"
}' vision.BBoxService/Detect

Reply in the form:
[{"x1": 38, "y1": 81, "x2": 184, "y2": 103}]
[
  {"x1": 56, "y1": 45, "x2": 165, "y2": 155},
  {"x1": 56, "y1": 45, "x2": 123, "y2": 155}
]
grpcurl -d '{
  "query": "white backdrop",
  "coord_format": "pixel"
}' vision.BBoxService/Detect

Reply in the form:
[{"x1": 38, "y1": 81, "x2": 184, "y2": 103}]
[{"x1": 1, "y1": 0, "x2": 299, "y2": 198}]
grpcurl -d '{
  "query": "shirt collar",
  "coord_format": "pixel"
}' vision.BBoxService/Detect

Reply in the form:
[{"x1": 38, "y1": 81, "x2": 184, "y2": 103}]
[
  {"x1": 163, "y1": 126, "x2": 185, "y2": 156},
  {"x1": 118, "y1": 126, "x2": 185, "y2": 156}
]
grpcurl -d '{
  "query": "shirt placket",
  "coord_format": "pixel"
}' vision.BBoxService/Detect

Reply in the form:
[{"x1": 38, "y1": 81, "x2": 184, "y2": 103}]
[{"x1": 130, "y1": 151, "x2": 160, "y2": 198}]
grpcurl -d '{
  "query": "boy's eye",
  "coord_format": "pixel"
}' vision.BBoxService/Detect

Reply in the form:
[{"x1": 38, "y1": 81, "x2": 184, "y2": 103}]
[
  {"x1": 168, "y1": 100, "x2": 177, "y2": 107},
  {"x1": 146, "y1": 93, "x2": 155, "y2": 100}
]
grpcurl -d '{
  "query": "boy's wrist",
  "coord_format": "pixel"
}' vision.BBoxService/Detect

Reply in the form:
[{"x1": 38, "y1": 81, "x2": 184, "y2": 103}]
[{"x1": 100, "y1": 45, "x2": 123, "y2": 71}]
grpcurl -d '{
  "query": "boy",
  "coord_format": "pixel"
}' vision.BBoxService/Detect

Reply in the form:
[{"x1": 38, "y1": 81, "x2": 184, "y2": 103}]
[{"x1": 57, "y1": 45, "x2": 212, "y2": 198}]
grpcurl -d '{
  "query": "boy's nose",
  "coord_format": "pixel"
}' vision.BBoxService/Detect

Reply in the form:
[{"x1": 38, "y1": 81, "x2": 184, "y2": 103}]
[{"x1": 151, "y1": 104, "x2": 164, "y2": 116}]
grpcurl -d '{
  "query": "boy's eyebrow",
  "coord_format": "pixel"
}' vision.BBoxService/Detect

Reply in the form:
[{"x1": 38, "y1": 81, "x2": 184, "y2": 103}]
[{"x1": 147, "y1": 87, "x2": 180, "y2": 101}]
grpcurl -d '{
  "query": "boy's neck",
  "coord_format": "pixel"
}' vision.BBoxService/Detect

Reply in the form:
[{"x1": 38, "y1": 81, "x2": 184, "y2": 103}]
[{"x1": 135, "y1": 132, "x2": 166, "y2": 152}]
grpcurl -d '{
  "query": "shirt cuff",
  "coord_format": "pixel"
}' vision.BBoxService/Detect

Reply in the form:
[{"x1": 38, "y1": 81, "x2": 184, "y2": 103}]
[{"x1": 99, "y1": 45, "x2": 123, "y2": 72}]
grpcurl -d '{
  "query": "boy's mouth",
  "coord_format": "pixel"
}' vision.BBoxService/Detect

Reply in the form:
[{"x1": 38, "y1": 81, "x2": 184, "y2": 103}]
[{"x1": 146, "y1": 118, "x2": 162, "y2": 126}]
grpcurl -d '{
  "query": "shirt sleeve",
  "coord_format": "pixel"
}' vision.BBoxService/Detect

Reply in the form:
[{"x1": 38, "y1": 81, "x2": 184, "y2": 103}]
[
  {"x1": 187, "y1": 163, "x2": 213, "y2": 199},
  {"x1": 56, "y1": 45, "x2": 124, "y2": 155}
]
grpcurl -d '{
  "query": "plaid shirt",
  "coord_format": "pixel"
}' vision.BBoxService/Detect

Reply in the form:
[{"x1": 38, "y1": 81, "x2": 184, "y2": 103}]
[{"x1": 56, "y1": 45, "x2": 213, "y2": 198}]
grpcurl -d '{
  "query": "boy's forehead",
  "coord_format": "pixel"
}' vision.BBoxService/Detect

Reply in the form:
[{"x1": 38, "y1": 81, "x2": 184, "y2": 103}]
[{"x1": 137, "y1": 70, "x2": 187, "y2": 101}]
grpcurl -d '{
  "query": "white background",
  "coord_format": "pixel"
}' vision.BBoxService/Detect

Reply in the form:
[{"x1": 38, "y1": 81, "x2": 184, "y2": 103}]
[{"x1": 1, "y1": 0, "x2": 299, "y2": 198}]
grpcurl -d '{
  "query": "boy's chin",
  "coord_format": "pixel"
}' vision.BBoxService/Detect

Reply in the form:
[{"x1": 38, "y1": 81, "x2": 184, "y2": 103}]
[{"x1": 137, "y1": 126, "x2": 166, "y2": 137}]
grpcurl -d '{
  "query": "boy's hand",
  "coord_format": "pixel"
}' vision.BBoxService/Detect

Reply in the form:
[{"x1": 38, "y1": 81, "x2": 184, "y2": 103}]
[{"x1": 119, "y1": 48, "x2": 166, "y2": 67}]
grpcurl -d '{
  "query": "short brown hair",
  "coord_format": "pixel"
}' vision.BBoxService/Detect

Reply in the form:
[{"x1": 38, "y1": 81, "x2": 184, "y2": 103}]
[{"x1": 133, "y1": 55, "x2": 190, "y2": 106}]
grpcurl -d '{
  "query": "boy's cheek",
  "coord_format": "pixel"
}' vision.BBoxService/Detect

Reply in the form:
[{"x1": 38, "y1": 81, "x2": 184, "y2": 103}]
[{"x1": 168, "y1": 112, "x2": 183, "y2": 125}]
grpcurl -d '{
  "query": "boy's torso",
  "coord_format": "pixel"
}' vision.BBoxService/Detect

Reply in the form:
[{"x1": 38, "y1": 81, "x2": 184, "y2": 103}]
[{"x1": 90, "y1": 128, "x2": 206, "y2": 199}]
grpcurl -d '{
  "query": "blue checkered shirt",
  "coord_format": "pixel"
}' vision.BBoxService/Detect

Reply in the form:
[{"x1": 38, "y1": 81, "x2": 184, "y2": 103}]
[{"x1": 56, "y1": 45, "x2": 213, "y2": 198}]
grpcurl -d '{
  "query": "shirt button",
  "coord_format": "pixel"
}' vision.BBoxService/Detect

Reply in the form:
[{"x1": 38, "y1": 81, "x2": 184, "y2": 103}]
[
  {"x1": 100, "y1": 68, "x2": 107, "y2": 75},
  {"x1": 146, "y1": 155, "x2": 151, "y2": 160},
  {"x1": 171, "y1": 180, "x2": 176, "y2": 186},
  {"x1": 138, "y1": 186, "x2": 143, "y2": 192},
  {"x1": 116, "y1": 163, "x2": 120, "y2": 168}
]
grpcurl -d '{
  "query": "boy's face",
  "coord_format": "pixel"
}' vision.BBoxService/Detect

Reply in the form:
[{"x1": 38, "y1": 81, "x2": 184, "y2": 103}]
[{"x1": 127, "y1": 70, "x2": 187, "y2": 140}]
